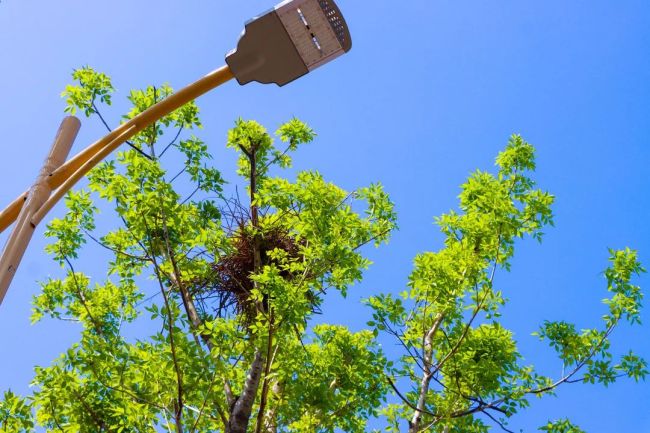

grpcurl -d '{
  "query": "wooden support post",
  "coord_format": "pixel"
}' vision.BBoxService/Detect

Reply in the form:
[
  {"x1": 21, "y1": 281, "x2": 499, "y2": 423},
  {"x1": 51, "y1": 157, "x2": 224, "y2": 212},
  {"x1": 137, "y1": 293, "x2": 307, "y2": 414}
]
[{"x1": 0, "y1": 117, "x2": 80, "y2": 305}]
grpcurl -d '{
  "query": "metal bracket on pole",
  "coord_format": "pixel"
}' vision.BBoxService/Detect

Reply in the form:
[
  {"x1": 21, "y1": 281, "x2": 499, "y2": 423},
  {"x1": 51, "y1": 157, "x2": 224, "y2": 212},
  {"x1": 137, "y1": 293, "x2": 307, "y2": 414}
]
[{"x1": 0, "y1": 117, "x2": 81, "y2": 305}]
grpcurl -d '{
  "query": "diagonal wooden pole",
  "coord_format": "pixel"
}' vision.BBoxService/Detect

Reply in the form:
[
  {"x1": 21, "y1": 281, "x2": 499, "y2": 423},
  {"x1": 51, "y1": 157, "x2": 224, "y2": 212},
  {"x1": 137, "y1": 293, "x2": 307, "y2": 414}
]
[{"x1": 0, "y1": 117, "x2": 81, "y2": 305}]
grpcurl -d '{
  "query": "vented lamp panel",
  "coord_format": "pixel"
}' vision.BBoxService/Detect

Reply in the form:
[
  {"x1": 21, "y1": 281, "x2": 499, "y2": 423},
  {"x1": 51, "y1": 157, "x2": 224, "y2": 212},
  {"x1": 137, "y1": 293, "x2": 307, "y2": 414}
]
[{"x1": 226, "y1": 0, "x2": 352, "y2": 86}]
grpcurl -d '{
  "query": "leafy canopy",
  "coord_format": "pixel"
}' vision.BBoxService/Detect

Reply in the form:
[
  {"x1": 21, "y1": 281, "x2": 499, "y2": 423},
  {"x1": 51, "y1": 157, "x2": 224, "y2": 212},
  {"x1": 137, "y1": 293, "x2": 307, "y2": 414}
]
[
  {"x1": 367, "y1": 136, "x2": 646, "y2": 433},
  {"x1": 0, "y1": 67, "x2": 645, "y2": 433}
]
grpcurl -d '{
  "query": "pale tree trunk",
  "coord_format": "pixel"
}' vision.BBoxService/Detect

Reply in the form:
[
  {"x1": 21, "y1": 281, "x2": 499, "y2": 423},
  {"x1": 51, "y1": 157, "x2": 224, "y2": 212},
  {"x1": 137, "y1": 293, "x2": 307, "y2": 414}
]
[
  {"x1": 409, "y1": 313, "x2": 444, "y2": 433},
  {"x1": 227, "y1": 350, "x2": 265, "y2": 433}
]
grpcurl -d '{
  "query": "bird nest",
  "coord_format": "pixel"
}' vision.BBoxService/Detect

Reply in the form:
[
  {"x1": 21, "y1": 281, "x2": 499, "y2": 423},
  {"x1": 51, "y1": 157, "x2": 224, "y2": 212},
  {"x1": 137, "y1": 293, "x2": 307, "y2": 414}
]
[{"x1": 195, "y1": 224, "x2": 310, "y2": 320}]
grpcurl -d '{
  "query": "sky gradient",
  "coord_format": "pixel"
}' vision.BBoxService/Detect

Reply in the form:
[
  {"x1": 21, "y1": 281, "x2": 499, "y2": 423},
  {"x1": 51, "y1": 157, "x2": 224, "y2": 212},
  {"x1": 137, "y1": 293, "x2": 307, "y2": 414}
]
[{"x1": 1, "y1": 1, "x2": 649, "y2": 431}]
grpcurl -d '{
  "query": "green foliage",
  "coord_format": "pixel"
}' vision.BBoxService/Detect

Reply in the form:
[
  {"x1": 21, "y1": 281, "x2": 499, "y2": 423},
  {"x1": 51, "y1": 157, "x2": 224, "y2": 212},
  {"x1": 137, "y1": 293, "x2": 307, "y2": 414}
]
[
  {"x1": 0, "y1": 391, "x2": 34, "y2": 432},
  {"x1": 7, "y1": 67, "x2": 645, "y2": 433},
  {"x1": 257, "y1": 171, "x2": 395, "y2": 298},
  {"x1": 43, "y1": 190, "x2": 96, "y2": 266},
  {"x1": 61, "y1": 66, "x2": 113, "y2": 116},
  {"x1": 369, "y1": 135, "x2": 645, "y2": 432},
  {"x1": 17, "y1": 67, "x2": 396, "y2": 433},
  {"x1": 539, "y1": 419, "x2": 586, "y2": 433},
  {"x1": 603, "y1": 248, "x2": 645, "y2": 325},
  {"x1": 226, "y1": 117, "x2": 315, "y2": 186},
  {"x1": 535, "y1": 248, "x2": 646, "y2": 389},
  {"x1": 277, "y1": 325, "x2": 389, "y2": 433},
  {"x1": 124, "y1": 83, "x2": 202, "y2": 150}
]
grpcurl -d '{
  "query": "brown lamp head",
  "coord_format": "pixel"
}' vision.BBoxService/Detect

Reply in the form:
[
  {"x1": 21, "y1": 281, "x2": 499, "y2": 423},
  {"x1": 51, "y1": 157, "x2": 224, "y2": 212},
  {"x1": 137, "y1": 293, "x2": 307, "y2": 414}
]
[{"x1": 226, "y1": 0, "x2": 352, "y2": 86}]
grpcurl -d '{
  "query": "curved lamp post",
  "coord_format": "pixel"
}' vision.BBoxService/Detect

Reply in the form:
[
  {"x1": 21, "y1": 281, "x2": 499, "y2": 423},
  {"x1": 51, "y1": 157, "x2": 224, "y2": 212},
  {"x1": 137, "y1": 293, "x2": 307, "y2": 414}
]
[{"x1": 0, "y1": 0, "x2": 352, "y2": 306}]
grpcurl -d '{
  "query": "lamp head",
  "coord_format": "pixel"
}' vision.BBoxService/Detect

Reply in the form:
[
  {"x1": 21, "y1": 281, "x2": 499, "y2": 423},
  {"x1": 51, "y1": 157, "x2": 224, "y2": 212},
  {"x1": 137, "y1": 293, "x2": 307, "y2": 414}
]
[{"x1": 226, "y1": 0, "x2": 352, "y2": 86}]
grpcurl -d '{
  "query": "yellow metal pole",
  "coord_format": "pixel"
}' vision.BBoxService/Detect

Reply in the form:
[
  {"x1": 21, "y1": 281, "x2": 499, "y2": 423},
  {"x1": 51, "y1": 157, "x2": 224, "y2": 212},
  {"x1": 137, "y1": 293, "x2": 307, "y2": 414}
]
[
  {"x1": 0, "y1": 117, "x2": 81, "y2": 305},
  {"x1": 0, "y1": 64, "x2": 235, "y2": 234}
]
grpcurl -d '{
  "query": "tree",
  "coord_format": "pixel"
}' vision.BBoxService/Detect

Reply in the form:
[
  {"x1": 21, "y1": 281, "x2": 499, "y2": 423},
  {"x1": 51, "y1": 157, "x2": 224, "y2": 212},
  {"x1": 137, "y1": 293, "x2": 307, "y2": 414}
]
[
  {"x1": 0, "y1": 68, "x2": 645, "y2": 433},
  {"x1": 2, "y1": 67, "x2": 395, "y2": 433}
]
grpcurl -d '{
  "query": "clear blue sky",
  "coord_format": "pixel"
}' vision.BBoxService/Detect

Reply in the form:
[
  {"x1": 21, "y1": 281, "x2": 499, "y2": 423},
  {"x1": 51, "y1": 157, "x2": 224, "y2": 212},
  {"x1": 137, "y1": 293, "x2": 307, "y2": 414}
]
[{"x1": 1, "y1": 1, "x2": 649, "y2": 431}]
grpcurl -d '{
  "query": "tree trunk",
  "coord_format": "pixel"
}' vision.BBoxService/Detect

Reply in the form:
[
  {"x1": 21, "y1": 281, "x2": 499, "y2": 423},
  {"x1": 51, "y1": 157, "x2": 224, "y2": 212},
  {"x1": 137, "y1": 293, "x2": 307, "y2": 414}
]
[
  {"x1": 409, "y1": 313, "x2": 444, "y2": 433},
  {"x1": 409, "y1": 373, "x2": 432, "y2": 433},
  {"x1": 227, "y1": 350, "x2": 265, "y2": 433}
]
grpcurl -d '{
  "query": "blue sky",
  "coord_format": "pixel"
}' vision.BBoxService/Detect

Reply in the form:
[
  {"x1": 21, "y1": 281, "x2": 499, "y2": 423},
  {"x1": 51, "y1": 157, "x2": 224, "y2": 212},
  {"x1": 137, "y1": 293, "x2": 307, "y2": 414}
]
[{"x1": 1, "y1": 0, "x2": 649, "y2": 431}]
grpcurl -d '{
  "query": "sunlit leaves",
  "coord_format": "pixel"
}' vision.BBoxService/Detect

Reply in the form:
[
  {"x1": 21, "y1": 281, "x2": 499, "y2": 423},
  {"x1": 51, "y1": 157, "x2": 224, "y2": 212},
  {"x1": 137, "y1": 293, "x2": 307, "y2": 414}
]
[
  {"x1": 44, "y1": 190, "x2": 97, "y2": 266},
  {"x1": 357, "y1": 183, "x2": 398, "y2": 245},
  {"x1": 539, "y1": 418, "x2": 585, "y2": 433},
  {"x1": 258, "y1": 170, "x2": 396, "y2": 298},
  {"x1": 19, "y1": 66, "x2": 648, "y2": 433},
  {"x1": 0, "y1": 391, "x2": 34, "y2": 432},
  {"x1": 603, "y1": 247, "x2": 645, "y2": 325},
  {"x1": 495, "y1": 134, "x2": 536, "y2": 175},
  {"x1": 61, "y1": 66, "x2": 113, "y2": 116},
  {"x1": 25, "y1": 66, "x2": 403, "y2": 433},
  {"x1": 535, "y1": 248, "x2": 646, "y2": 388},
  {"x1": 227, "y1": 118, "x2": 274, "y2": 181},
  {"x1": 616, "y1": 351, "x2": 648, "y2": 382},
  {"x1": 32, "y1": 271, "x2": 141, "y2": 336},
  {"x1": 443, "y1": 323, "x2": 519, "y2": 396},
  {"x1": 276, "y1": 117, "x2": 316, "y2": 150},
  {"x1": 124, "y1": 83, "x2": 202, "y2": 149},
  {"x1": 277, "y1": 325, "x2": 389, "y2": 433},
  {"x1": 226, "y1": 117, "x2": 315, "y2": 192},
  {"x1": 369, "y1": 135, "x2": 645, "y2": 432},
  {"x1": 535, "y1": 321, "x2": 586, "y2": 366}
]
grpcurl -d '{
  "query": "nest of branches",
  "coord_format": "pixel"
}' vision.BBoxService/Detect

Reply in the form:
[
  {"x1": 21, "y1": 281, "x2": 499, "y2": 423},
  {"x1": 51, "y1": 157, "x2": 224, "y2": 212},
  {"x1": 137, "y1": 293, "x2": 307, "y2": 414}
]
[{"x1": 195, "y1": 223, "x2": 312, "y2": 320}]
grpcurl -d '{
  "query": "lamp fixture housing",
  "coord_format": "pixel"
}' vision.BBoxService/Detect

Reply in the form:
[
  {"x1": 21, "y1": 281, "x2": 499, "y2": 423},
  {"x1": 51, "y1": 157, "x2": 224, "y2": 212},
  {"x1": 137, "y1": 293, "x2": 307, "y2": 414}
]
[{"x1": 226, "y1": 0, "x2": 352, "y2": 86}]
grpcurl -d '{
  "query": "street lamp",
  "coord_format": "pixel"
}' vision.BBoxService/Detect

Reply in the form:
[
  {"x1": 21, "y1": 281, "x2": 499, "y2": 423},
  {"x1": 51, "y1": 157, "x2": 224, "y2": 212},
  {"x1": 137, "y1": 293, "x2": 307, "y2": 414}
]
[
  {"x1": 0, "y1": 0, "x2": 352, "y2": 306},
  {"x1": 227, "y1": 0, "x2": 351, "y2": 86}
]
